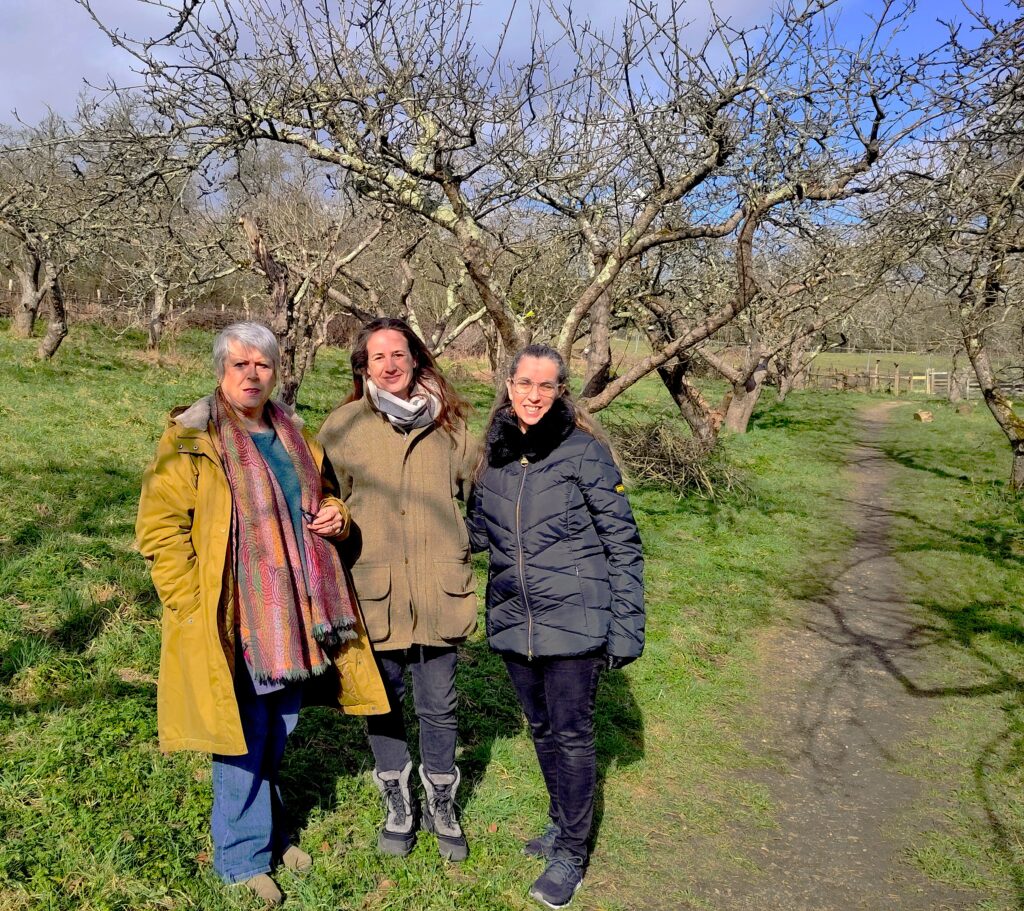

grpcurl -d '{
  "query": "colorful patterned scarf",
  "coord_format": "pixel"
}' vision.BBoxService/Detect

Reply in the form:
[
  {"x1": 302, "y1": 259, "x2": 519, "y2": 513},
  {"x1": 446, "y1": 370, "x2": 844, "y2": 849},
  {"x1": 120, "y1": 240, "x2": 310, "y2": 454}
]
[{"x1": 213, "y1": 389, "x2": 356, "y2": 684}]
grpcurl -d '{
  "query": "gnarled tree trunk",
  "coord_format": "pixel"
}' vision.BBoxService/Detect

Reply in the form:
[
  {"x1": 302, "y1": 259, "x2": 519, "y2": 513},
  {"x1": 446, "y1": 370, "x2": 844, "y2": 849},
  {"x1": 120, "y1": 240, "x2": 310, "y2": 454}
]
[
  {"x1": 580, "y1": 288, "x2": 612, "y2": 398},
  {"x1": 36, "y1": 276, "x2": 68, "y2": 360},
  {"x1": 241, "y1": 216, "x2": 304, "y2": 406},
  {"x1": 948, "y1": 346, "x2": 972, "y2": 403},
  {"x1": 656, "y1": 362, "x2": 721, "y2": 447},
  {"x1": 147, "y1": 278, "x2": 171, "y2": 351},
  {"x1": 965, "y1": 337, "x2": 1024, "y2": 493},
  {"x1": 11, "y1": 255, "x2": 50, "y2": 338},
  {"x1": 723, "y1": 356, "x2": 770, "y2": 433}
]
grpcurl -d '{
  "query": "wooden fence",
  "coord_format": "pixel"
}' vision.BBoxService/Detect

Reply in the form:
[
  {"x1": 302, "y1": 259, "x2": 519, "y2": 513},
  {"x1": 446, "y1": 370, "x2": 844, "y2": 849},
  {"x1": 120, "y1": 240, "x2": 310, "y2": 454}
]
[
  {"x1": 805, "y1": 366, "x2": 1024, "y2": 400},
  {"x1": 0, "y1": 288, "x2": 241, "y2": 332}
]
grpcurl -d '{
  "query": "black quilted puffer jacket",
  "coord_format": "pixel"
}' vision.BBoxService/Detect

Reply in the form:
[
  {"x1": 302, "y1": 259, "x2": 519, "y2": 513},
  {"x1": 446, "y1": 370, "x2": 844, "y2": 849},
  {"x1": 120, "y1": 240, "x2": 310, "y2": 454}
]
[{"x1": 467, "y1": 399, "x2": 645, "y2": 660}]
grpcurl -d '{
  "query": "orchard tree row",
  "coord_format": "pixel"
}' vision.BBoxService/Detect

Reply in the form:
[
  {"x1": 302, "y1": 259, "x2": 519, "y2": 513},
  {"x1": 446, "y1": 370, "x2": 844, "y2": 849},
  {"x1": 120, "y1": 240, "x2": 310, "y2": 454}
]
[{"x1": 2, "y1": 0, "x2": 1022, "y2": 485}]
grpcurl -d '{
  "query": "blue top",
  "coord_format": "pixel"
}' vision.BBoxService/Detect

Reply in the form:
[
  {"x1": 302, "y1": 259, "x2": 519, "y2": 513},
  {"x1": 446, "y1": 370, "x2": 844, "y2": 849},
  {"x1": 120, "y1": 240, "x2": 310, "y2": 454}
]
[
  {"x1": 250, "y1": 428, "x2": 307, "y2": 568},
  {"x1": 244, "y1": 428, "x2": 308, "y2": 695}
]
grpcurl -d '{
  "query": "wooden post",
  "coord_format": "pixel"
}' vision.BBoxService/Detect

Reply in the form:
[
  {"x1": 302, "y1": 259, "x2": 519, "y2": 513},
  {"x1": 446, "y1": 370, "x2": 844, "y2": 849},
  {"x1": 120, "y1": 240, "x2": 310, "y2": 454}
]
[
  {"x1": 926, "y1": 369, "x2": 933, "y2": 396},
  {"x1": 894, "y1": 365, "x2": 901, "y2": 397},
  {"x1": 870, "y1": 359, "x2": 880, "y2": 393}
]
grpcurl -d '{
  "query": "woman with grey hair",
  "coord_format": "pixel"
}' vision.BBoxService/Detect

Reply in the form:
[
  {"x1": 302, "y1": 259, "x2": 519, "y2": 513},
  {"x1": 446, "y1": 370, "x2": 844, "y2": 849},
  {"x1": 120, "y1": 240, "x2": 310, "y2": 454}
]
[{"x1": 137, "y1": 322, "x2": 387, "y2": 905}]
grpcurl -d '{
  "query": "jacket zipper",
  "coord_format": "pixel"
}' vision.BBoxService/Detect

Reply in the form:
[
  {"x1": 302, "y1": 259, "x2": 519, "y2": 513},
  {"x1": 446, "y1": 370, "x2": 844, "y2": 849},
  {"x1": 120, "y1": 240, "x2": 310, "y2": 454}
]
[{"x1": 515, "y1": 454, "x2": 534, "y2": 659}]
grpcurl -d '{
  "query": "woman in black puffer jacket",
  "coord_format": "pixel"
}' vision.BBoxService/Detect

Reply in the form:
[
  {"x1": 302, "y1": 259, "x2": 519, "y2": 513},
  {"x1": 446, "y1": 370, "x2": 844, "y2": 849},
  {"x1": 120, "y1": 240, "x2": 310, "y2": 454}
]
[{"x1": 467, "y1": 344, "x2": 644, "y2": 910}]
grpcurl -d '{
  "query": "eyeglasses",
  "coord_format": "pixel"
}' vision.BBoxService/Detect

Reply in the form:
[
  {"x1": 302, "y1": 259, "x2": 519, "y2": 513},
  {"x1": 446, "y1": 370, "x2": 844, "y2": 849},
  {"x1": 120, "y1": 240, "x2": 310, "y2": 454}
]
[{"x1": 511, "y1": 378, "x2": 560, "y2": 398}]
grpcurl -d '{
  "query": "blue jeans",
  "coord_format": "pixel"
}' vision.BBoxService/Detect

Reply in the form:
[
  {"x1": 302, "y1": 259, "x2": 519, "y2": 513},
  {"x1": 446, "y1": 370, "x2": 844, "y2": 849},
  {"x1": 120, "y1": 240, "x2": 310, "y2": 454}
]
[
  {"x1": 366, "y1": 645, "x2": 458, "y2": 774},
  {"x1": 211, "y1": 667, "x2": 303, "y2": 883},
  {"x1": 503, "y1": 652, "x2": 604, "y2": 860}
]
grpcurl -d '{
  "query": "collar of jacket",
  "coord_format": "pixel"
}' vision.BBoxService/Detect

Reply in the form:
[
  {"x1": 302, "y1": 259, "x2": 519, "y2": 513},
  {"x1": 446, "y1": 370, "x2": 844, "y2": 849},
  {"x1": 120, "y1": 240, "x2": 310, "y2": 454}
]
[
  {"x1": 167, "y1": 393, "x2": 305, "y2": 459},
  {"x1": 486, "y1": 397, "x2": 576, "y2": 467}
]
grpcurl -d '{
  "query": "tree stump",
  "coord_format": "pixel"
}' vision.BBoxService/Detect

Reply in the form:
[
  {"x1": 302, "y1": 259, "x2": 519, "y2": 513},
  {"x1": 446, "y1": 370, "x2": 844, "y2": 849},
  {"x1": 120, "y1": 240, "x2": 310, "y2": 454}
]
[{"x1": 913, "y1": 410, "x2": 934, "y2": 423}]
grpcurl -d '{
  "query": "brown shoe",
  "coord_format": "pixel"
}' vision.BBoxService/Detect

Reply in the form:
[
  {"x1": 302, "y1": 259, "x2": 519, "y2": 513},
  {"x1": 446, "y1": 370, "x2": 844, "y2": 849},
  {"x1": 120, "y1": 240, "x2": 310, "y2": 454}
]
[
  {"x1": 281, "y1": 844, "x2": 313, "y2": 873},
  {"x1": 238, "y1": 873, "x2": 282, "y2": 905}
]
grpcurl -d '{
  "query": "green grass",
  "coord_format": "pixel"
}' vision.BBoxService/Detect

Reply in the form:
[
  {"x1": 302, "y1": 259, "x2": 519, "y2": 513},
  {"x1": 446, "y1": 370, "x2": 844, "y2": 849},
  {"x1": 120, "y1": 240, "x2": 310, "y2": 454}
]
[
  {"x1": 813, "y1": 350, "x2": 952, "y2": 374},
  {"x1": 874, "y1": 401, "x2": 1024, "y2": 910},
  {"x1": 0, "y1": 322, "x2": 1013, "y2": 910}
]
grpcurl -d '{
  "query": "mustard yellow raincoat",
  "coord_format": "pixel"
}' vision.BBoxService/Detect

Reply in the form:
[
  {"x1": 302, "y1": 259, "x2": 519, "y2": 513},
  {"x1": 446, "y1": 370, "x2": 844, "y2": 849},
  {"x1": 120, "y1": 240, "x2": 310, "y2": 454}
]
[{"x1": 136, "y1": 395, "x2": 388, "y2": 755}]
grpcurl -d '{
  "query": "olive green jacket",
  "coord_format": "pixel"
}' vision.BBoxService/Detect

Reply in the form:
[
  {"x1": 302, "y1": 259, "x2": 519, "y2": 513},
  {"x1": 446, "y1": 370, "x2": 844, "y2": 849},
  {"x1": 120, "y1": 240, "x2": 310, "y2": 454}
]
[{"x1": 318, "y1": 397, "x2": 478, "y2": 650}]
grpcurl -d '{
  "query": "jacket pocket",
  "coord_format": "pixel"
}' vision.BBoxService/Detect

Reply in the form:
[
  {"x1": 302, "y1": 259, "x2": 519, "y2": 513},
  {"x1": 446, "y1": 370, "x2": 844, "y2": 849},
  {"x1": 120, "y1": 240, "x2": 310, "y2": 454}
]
[
  {"x1": 164, "y1": 585, "x2": 203, "y2": 623},
  {"x1": 576, "y1": 563, "x2": 612, "y2": 640},
  {"x1": 349, "y1": 563, "x2": 392, "y2": 643},
  {"x1": 433, "y1": 560, "x2": 478, "y2": 640},
  {"x1": 335, "y1": 634, "x2": 389, "y2": 715}
]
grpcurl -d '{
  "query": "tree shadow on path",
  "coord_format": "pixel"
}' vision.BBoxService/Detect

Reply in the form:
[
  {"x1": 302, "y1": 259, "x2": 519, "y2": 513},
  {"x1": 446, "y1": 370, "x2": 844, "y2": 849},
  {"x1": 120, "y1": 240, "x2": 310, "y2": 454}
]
[{"x1": 774, "y1": 406, "x2": 1023, "y2": 909}]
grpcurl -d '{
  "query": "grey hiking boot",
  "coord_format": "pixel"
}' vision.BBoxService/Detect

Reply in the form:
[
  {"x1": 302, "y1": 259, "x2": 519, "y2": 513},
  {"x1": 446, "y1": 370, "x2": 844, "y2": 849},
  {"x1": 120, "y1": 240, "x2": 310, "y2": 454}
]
[
  {"x1": 529, "y1": 855, "x2": 585, "y2": 908},
  {"x1": 372, "y1": 761, "x2": 418, "y2": 856},
  {"x1": 418, "y1": 764, "x2": 469, "y2": 861},
  {"x1": 523, "y1": 822, "x2": 560, "y2": 858}
]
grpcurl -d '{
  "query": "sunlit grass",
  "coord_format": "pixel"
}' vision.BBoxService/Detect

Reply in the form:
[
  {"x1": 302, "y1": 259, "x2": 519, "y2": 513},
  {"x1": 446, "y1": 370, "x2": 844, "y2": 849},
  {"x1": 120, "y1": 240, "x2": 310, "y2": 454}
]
[
  {"x1": 2, "y1": 322, "x2": 1014, "y2": 909},
  {"x1": 878, "y1": 400, "x2": 1024, "y2": 910}
]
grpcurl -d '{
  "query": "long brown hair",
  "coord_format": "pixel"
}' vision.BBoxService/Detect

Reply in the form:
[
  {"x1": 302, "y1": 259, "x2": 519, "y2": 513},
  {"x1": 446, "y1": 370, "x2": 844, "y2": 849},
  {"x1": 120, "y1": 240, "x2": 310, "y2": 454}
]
[
  {"x1": 346, "y1": 317, "x2": 469, "y2": 434},
  {"x1": 476, "y1": 344, "x2": 610, "y2": 477}
]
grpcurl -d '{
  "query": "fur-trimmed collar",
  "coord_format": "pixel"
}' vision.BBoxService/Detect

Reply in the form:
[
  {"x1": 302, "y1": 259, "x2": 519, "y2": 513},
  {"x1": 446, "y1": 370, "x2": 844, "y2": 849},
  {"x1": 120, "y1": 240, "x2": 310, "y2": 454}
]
[
  {"x1": 486, "y1": 397, "x2": 577, "y2": 467},
  {"x1": 170, "y1": 394, "x2": 303, "y2": 431}
]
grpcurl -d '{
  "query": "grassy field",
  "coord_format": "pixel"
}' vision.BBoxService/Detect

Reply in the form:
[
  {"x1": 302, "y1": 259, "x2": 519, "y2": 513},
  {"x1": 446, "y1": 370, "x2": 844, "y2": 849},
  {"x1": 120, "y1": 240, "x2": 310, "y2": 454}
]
[
  {"x1": 598, "y1": 333, "x2": 960, "y2": 379},
  {"x1": 811, "y1": 350, "x2": 953, "y2": 374},
  {"x1": 875, "y1": 402, "x2": 1024, "y2": 910},
  {"x1": 0, "y1": 323, "x2": 1017, "y2": 910}
]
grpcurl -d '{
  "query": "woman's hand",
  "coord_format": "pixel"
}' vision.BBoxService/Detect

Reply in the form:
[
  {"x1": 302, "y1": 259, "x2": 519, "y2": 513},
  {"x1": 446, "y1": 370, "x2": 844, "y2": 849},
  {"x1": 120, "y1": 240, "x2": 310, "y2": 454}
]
[{"x1": 306, "y1": 502, "x2": 348, "y2": 538}]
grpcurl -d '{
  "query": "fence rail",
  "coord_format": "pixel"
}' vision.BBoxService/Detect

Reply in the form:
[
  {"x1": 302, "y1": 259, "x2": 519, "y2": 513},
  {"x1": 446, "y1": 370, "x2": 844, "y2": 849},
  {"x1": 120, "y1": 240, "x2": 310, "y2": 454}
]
[{"x1": 804, "y1": 366, "x2": 1024, "y2": 400}]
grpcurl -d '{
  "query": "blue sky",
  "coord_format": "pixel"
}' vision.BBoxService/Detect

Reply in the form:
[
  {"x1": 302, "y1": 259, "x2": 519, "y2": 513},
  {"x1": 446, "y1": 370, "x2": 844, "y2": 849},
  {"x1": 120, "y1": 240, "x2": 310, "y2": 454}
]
[{"x1": 0, "y1": 0, "x2": 1001, "y2": 124}]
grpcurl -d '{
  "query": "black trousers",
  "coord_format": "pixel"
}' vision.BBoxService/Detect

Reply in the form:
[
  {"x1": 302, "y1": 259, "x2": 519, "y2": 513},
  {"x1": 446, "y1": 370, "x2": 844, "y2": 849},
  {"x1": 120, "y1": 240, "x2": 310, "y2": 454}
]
[
  {"x1": 503, "y1": 652, "x2": 604, "y2": 860},
  {"x1": 367, "y1": 645, "x2": 459, "y2": 774}
]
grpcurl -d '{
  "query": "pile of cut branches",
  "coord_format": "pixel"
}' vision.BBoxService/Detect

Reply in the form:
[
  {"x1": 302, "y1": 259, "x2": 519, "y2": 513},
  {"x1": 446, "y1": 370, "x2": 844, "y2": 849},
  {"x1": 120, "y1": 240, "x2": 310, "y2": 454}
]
[{"x1": 605, "y1": 418, "x2": 745, "y2": 500}]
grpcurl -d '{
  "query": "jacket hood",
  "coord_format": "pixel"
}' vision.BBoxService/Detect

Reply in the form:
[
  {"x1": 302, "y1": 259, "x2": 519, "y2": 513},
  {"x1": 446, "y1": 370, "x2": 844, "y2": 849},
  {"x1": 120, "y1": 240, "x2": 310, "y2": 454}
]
[
  {"x1": 170, "y1": 394, "x2": 303, "y2": 432},
  {"x1": 486, "y1": 397, "x2": 576, "y2": 467}
]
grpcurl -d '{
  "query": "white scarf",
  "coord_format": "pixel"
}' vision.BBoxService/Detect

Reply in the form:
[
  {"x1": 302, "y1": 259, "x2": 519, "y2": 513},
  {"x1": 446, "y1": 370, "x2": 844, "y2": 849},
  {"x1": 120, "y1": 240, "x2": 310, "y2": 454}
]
[{"x1": 367, "y1": 379, "x2": 441, "y2": 432}]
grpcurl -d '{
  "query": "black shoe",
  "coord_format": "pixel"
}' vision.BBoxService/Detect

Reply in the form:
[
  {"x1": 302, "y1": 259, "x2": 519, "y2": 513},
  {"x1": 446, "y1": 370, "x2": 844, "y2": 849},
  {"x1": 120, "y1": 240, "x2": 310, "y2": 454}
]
[
  {"x1": 528, "y1": 855, "x2": 585, "y2": 909},
  {"x1": 523, "y1": 823, "x2": 560, "y2": 858}
]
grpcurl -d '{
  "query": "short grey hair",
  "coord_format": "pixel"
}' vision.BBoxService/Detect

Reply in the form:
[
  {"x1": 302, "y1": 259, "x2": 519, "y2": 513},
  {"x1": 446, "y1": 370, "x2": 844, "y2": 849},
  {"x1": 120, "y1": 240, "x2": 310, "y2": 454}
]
[{"x1": 213, "y1": 322, "x2": 281, "y2": 380}]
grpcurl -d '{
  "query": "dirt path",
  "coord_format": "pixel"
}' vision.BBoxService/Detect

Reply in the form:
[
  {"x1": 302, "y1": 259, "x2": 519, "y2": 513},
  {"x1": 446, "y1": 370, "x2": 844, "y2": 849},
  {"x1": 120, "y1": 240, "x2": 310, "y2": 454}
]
[{"x1": 690, "y1": 401, "x2": 977, "y2": 911}]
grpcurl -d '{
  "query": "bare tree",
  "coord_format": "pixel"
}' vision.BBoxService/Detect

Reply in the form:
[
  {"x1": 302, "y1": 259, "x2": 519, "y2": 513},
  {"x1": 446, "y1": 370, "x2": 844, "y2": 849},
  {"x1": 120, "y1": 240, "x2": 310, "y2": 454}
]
[
  {"x1": 898, "y1": 5, "x2": 1024, "y2": 490},
  {"x1": 526, "y1": 0, "x2": 927, "y2": 413},
  {"x1": 0, "y1": 118, "x2": 86, "y2": 357},
  {"x1": 76, "y1": 0, "x2": 929, "y2": 407},
  {"x1": 239, "y1": 207, "x2": 385, "y2": 405},
  {"x1": 77, "y1": 0, "x2": 548, "y2": 363},
  {"x1": 101, "y1": 198, "x2": 239, "y2": 349}
]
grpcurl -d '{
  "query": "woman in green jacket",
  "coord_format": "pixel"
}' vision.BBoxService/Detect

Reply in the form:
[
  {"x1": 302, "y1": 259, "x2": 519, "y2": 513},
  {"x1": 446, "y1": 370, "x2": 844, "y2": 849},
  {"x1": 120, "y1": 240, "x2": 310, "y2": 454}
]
[
  {"x1": 319, "y1": 317, "x2": 477, "y2": 862},
  {"x1": 137, "y1": 322, "x2": 387, "y2": 905}
]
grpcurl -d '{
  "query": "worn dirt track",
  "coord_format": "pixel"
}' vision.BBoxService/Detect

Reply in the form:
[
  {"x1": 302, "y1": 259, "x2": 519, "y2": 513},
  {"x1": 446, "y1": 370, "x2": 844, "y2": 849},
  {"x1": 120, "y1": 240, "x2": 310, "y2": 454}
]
[{"x1": 688, "y1": 401, "x2": 977, "y2": 911}]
